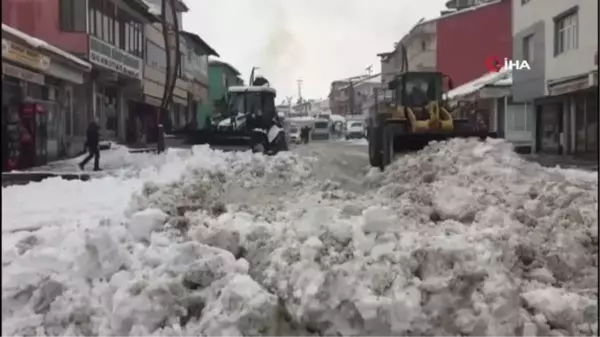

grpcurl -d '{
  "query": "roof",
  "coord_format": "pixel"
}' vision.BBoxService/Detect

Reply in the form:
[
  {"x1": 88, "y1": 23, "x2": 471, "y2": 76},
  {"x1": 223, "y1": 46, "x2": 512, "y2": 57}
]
[
  {"x1": 209, "y1": 59, "x2": 241, "y2": 76},
  {"x1": 228, "y1": 86, "x2": 276, "y2": 94},
  {"x1": 130, "y1": 0, "x2": 161, "y2": 22},
  {"x1": 393, "y1": 0, "x2": 503, "y2": 51},
  {"x1": 180, "y1": 31, "x2": 219, "y2": 56},
  {"x1": 445, "y1": 67, "x2": 512, "y2": 100},
  {"x1": 2, "y1": 24, "x2": 91, "y2": 70}
]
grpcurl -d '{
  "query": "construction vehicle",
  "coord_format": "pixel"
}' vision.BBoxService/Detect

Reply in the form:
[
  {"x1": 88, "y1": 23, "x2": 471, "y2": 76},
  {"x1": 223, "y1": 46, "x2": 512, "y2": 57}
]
[
  {"x1": 172, "y1": 74, "x2": 288, "y2": 154},
  {"x1": 368, "y1": 44, "x2": 497, "y2": 170}
]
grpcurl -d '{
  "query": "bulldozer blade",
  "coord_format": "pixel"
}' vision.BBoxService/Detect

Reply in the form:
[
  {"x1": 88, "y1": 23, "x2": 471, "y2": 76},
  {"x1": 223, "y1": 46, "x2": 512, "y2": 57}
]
[{"x1": 393, "y1": 131, "x2": 498, "y2": 152}]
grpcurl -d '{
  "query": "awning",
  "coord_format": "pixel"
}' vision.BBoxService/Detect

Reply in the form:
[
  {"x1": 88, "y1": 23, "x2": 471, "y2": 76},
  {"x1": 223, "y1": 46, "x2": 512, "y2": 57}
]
[
  {"x1": 445, "y1": 68, "x2": 512, "y2": 101},
  {"x1": 547, "y1": 73, "x2": 591, "y2": 96}
]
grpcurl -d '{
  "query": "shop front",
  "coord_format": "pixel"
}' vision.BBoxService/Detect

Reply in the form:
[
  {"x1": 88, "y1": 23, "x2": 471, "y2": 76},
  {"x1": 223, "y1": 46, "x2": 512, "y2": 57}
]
[
  {"x1": 170, "y1": 79, "x2": 189, "y2": 131},
  {"x1": 189, "y1": 81, "x2": 209, "y2": 129},
  {"x1": 2, "y1": 32, "x2": 93, "y2": 169},
  {"x1": 573, "y1": 87, "x2": 598, "y2": 158},
  {"x1": 535, "y1": 100, "x2": 564, "y2": 155},
  {"x1": 539, "y1": 70, "x2": 598, "y2": 157},
  {"x1": 88, "y1": 36, "x2": 143, "y2": 142}
]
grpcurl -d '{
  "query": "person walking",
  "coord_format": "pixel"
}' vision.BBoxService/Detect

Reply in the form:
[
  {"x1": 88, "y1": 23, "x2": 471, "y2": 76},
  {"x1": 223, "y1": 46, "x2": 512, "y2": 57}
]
[{"x1": 79, "y1": 118, "x2": 101, "y2": 171}]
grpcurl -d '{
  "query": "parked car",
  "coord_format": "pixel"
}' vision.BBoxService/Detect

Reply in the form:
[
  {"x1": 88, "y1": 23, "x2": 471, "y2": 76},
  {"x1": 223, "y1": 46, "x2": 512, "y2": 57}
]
[{"x1": 345, "y1": 121, "x2": 365, "y2": 139}]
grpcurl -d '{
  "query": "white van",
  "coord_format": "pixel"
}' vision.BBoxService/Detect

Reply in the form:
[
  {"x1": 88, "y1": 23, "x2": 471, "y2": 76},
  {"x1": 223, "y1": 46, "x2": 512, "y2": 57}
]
[{"x1": 312, "y1": 119, "x2": 331, "y2": 140}]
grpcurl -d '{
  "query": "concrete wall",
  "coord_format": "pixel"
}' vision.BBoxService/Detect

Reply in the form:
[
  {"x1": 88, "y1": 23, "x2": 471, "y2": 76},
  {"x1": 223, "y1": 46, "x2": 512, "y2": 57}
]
[
  {"x1": 512, "y1": 20, "x2": 546, "y2": 102},
  {"x1": 437, "y1": 0, "x2": 512, "y2": 86},
  {"x1": 404, "y1": 22, "x2": 437, "y2": 71},
  {"x1": 2, "y1": 0, "x2": 89, "y2": 55}
]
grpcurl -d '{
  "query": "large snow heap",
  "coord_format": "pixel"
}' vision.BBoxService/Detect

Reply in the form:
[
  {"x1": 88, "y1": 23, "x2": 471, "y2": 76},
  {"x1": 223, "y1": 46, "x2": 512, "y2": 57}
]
[{"x1": 2, "y1": 139, "x2": 598, "y2": 336}]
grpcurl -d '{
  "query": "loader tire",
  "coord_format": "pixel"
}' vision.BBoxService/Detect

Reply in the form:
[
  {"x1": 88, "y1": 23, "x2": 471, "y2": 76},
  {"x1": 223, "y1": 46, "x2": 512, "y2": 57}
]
[
  {"x1": 368, "y1": 126, "x2": 383, "y2": 168},
  {"x1": 381, "y1": 125, "x2": 395, "y2": 169}
]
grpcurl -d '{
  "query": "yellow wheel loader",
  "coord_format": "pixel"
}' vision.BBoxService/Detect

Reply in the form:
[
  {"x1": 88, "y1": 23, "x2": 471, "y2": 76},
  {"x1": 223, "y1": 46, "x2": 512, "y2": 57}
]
[{"x1": 367, "y1": 71, "x2": 498, "y2": 171}]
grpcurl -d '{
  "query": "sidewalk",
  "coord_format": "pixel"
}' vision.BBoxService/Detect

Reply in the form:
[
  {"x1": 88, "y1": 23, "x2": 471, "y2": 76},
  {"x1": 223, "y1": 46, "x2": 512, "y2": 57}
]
[{"x1": 522, "y1": 154, "x2": 598, "y2": 171}]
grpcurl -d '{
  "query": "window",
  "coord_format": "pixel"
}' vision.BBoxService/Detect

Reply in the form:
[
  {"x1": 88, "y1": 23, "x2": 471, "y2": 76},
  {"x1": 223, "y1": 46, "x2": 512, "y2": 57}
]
[
  {"x1": 88, "y1": 1, "x2": 144, "y2": 57},
  {"x1": 59, "y1": 0, "x2": 86, "y2": 32},
  {"x1": 146, "y1": 41, "x2": 166, "y2": 71},
  {"x1": 523, "y1": 34, "x2": 534, "y2": 62},
  {"x1": 421, "y1": 40, "x2": 427, "y2": 51},
  {"x1": 554, "y1": 9, "x2": 578, "y2": 56}
]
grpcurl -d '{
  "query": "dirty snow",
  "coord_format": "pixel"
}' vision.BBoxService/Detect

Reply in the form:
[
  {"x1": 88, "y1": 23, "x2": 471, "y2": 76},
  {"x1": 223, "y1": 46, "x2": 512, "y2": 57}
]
[{"x1": 2, "y1": 139, "x2": 598, "y2": 336}]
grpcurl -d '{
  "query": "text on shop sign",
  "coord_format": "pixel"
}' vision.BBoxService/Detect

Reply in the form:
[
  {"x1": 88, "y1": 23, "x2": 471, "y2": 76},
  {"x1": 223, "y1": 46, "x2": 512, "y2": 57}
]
[{"x1": 89, "y1": 36, "x2": 142, "y2": 79}]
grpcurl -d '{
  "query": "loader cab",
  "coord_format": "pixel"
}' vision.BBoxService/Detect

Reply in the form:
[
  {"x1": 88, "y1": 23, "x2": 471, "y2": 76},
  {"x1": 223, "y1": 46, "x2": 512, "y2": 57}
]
[
  {"x1": 223, "y1": 86, "x2": 277, "y2": 130},
  {"x1": 388, "y1": 72, "x2": 453, "y2": 108}
]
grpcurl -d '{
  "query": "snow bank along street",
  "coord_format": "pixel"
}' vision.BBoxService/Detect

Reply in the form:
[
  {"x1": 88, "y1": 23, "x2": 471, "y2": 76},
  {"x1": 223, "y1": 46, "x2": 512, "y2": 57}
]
[{"x1": 2, "y1": 139, "x2": 598, "y2": 336}]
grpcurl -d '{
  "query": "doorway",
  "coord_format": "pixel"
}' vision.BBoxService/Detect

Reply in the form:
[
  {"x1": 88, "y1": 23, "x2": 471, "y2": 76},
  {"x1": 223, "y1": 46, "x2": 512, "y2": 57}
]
[{"x1": 536, "y1": 102, "x2": 563, "y2": 154}]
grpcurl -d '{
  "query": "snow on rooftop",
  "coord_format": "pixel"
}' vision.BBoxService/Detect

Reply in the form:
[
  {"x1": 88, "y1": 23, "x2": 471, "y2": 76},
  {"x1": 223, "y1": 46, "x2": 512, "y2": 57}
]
[
  {"x1": 141, "y1": 0, "x2": 161, "y2": 15},
  {"x1": 228, "y1": 86, "x2": 276, "y2": 94},
  {"x1": 445, "y1": 68, "x2": 512, "y2": 100},
  {"x1": 2, "y1": 24, "x2": 91, "y2": 70}
]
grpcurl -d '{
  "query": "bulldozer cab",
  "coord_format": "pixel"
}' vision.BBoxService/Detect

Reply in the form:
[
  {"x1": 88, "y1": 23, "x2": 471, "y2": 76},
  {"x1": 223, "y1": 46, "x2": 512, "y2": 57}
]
[
  {"x1": 222, "y1": 87, "x2": 277, "y2": 130},
  {"x1": 387, "y1": 72, "x2": 451, "y2": 108}
]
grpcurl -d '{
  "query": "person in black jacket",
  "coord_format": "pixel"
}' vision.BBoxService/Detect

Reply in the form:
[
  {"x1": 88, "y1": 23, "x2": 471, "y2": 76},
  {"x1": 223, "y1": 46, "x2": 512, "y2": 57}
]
[{"x1": 79, "y1": 118, "x2": 101, "y2": 171}]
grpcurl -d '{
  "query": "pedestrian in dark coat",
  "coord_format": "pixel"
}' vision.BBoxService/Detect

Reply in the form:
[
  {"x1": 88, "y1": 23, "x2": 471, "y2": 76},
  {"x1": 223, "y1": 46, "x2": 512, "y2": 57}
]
[{"x1": 79, "y1": 118, "x2": 101, "y2": 171}]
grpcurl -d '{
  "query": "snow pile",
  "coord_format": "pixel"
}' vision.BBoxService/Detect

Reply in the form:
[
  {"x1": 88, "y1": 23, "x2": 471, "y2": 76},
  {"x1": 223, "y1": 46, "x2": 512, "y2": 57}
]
[
  {"x1": 2, "y1": 146, "x2": 315, "y2": 336},
  {"x1": 2, "y1": 138, "x2": 597, "y2": 336},
  {"x1": 199, "y1": 138, "x2": 597, "y2": 336}
]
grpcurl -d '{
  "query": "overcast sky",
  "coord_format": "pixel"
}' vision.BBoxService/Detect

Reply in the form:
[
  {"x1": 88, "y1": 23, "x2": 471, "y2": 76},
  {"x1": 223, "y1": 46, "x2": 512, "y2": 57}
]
[{"x1": 183, "y1": 0, "x2": 448, "y2": 101}]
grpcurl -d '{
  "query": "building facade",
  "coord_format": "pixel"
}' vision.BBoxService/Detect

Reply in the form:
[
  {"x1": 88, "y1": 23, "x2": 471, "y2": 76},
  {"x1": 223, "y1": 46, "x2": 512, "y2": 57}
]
[
  {"x1": 378, "y1": 19, "x2": 437, "y2": 86},
  {"x1": 377, "y1": 0, "x2": 511, "y2": 88},
  {"x1": 513, "y1": 0, "x2": 598, "y2": 157},
  {"x1": 181, "y1": 31, "x2": 218, "y2": 129},
  {"x1": 203, "y1": 60, "x2": 243, "y2": 120},
  {"x1": 2, "y1": 24, "x2": 92, "y2": 169},
  {"x1": 3, "y1": 0, "x2": 156, "y2": 151},
  {"x1": 437, "y1": 0, "x2": 512, "y2": 87}
]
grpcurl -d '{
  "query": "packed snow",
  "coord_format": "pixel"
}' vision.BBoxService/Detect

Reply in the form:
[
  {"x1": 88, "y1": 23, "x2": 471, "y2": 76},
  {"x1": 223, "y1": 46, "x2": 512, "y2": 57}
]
[{"x1": 2, "y1": 139, "x2": 598, "y2": 336}]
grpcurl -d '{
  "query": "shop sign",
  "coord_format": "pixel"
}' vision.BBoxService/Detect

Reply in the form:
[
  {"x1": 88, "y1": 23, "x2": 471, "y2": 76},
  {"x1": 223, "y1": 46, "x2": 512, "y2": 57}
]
[
  {"x1": 2, "y1": 62, "x2": 45, "y2": 85},
  {"x1": 89, "y1": 36, "x2": 142, "y2": 79},
  {"x1": 2, "y1": 39, "x2": 50, "y2": 71}
]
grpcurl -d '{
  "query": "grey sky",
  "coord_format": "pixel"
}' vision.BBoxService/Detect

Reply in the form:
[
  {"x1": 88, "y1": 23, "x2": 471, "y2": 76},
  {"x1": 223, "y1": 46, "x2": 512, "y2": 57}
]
[{"x1": 183, "y1": 0, "x2": 448, "y2": 101}]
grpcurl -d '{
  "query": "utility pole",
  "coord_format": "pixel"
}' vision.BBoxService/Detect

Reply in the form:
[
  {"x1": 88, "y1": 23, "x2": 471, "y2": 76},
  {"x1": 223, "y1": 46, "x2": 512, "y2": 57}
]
[
  {"x1": 366, "y1": 65, "x2": 373, "y2": 76},
  {"x1": 285, "y1": 96, "x2": 293, "y2": 117},
  {"x1": 296, "y1": 79, "x2": 303, "y2": 103}
]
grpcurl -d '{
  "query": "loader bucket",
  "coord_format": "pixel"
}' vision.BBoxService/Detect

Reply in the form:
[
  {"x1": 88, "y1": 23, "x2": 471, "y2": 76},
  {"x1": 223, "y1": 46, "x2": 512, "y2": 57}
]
[
  {"x1": 170, "y1": 129, "x2": 256, "y2": 151},
  {"x1": 393, "y1": 131, "x2": 498, "y2": 152}
]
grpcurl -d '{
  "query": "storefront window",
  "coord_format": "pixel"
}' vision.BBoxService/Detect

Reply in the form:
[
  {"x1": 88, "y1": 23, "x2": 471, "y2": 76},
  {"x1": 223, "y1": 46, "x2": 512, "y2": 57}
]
[{"x1": 539, "y1": 104, "x2": 561, "y2": 154}]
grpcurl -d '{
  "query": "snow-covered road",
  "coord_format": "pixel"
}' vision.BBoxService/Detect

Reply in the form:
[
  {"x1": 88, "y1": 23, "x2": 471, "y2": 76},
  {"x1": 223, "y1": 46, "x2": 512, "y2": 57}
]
[{"x1": 2, "y1": 139, "x2": 598, "y2": 336}]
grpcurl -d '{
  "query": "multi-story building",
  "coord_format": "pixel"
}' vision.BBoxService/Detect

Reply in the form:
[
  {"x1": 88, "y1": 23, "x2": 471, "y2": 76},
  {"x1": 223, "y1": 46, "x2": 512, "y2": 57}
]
[
  {"x1": 512, "y1": 0, "x2": 598, "y2": 157},
  {"x1": 329, "y1": 80, "x2": 351, "y2": 116},
  {"x1": 378, "y1": 19, "x2": 437, "y2": 85},
  {"x1": 328, "y1": 75, "x2": 381, "y2": 117},
  {"x1": 181, "y1": 31, "x2": 219, "y2": 129},
  {"x1": 3, "y1": 0, "x2": 156, "y2": 149},
  {"x1": 377, "y1": 0, "x2": 511, "y2": 87},
  {"x1": 2, "y1": 24, "x2": 92, "y2": 167}
]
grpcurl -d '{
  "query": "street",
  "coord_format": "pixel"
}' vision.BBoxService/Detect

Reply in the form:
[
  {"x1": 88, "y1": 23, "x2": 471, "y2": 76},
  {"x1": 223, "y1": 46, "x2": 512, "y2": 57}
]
[{"x1": 2, "y1": 138, "x2": 597, "y2": 336}]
